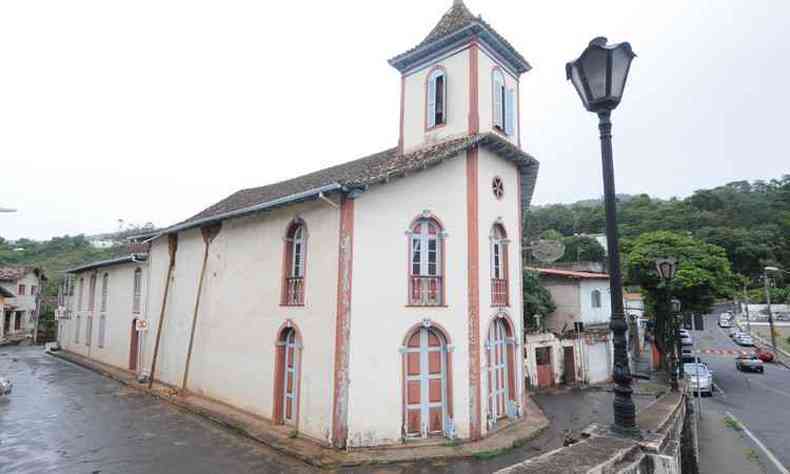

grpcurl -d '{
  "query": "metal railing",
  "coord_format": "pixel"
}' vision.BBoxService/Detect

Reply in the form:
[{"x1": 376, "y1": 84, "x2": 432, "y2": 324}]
[
  {"x1": 284, "y1": 277, "x2": 304, "y2": 306},
  {"x1": 492, "y1": 278, "x2": 509, "y2": 306},
  {"x1": 409, "y1": 276, "x2": 443, "y2": 306}
]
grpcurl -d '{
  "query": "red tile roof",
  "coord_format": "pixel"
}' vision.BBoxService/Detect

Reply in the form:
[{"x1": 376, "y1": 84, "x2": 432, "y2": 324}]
[{"x1": 525, "y1": 267, "x2": 610, "y2": 280}]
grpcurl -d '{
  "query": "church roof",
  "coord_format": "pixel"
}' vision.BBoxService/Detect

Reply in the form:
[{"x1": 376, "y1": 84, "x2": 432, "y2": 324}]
[
  {"x1": 389, "y1": 1, "x2": 530, "y2": 74},
  {"x1": 164, "y1": 133, "x2": 538, "y2": 235}
]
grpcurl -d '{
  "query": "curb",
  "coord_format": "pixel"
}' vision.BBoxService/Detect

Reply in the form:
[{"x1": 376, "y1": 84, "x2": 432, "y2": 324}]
[{"x1": 47, "y1": 350, "x2": 552, "y2": 469}]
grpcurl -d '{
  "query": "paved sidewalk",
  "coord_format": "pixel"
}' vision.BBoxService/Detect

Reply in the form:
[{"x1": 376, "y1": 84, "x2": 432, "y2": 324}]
[
  {"x1": 698, "y1": 411, "x2": 766, "y2": 474},
  {"x1": 49, "y1": 349, "x2": 550, "y2": 469}
]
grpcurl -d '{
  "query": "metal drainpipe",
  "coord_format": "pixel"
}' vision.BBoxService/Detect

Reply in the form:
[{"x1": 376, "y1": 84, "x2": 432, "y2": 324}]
[
  {"x1": 148, "y1": 234, "x2": 178, "y2": 389},
  {"x1": 181, "y1": 224, "x2": 222, "y2": 392}
]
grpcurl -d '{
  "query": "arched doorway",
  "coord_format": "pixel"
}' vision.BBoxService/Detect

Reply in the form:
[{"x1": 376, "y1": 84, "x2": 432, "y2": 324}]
[
  {"x1": 129, "y1": 319, "x2": 139, "y2": 371},
  {"x1": 403, "y1": 323, "x2": 451, "y2": 438},
  {"x1": 274, "y1": 326, "x2": 301, "y2": 427},
  {"x1": 485, "y1": 317, "x2": 516, "y2": 424}
]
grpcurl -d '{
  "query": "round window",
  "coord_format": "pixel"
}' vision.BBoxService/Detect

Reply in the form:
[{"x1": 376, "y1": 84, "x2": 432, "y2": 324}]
[{"x1": 492, "y1": 177, "x2": 504, "y2": 200}]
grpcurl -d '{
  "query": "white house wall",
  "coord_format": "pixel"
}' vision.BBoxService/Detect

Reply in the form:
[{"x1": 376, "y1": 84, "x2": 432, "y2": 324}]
[
  {"x1": 476, "y1": 147, "x2": 524, "y2": 436},
  {"x1": 348, "y1": 154, "x2": 470, "y2": 446},
  {"x1": 401, "y1": 48, "x2": 470, "y2": 152},
  {"x1": 1, "y1": 272, "x2": 42, "y2": 335},
  {"x1": 541, "y1": 279, "x2": 581, "y2": 333},
  {"x1": 579, "y1": 280, "x2": 612, "y2": 326},
  {"x1": 137, "y1": 199, "x2": 340, "y2": 443}
]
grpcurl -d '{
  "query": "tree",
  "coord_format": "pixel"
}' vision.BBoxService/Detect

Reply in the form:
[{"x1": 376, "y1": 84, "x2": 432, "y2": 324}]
[
  {"x1": 557, "y1": 235, "x2": 605, "y2": 264},
  {"x1": 523, "y1": 270, "x2": 556, "y2": 331},
  {"x1": 625, "y1": 231, "x2": 735, "y2": 374}
]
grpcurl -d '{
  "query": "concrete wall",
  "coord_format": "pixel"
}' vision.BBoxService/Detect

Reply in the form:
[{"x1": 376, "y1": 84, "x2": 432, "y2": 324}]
[
  {"x1": 524, "y1": 333, "x2": 582, "y2": 388},
  {"x1": 542, "y1": 279, "x2": 581, "y2": 333},
  {"x1": 585, "y1": 338, "x2": 611, "y2": 385},
  {"x1": 139, "y1": 199, "x2": 341, "y2": 444},
  {"x1": 401, "y1": 47, "x2": 470, "y2": 152}
]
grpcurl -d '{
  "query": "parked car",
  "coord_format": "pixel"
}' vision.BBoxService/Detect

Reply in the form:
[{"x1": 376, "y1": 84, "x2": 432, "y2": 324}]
[
  {"x1": 0, "y1": 377, "x2": 12, "y2": 397},
  {"x1": 735, "y1": 354, "x2": 764, "y2": 373},
  {"x1": 735, "y1": 334, "x2": 754, "y2": 346},
  {"x1": 729, "y1": 327, "x2": 741, "y2": 338},
  {"x1": 755, "y1": 347, "x2": 775, "y2": 363},
  {"x1": 681, "y1": 348, "x2": 696, "y2": 364},
  {"x1": 679, "y1": 329, "x2": 690, "y2": 338},
  {"x1": 684, "y1": 363, "x2": 712, "y2": 396},
  {"x1": 719, "y1": 314, "x2": 732, "y2": 328}
]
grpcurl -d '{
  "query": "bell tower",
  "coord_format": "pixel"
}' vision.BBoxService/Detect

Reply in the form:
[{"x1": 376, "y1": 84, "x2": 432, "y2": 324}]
[{"x1": 389, "y1": 1, "x2": 531, "y2": 153}]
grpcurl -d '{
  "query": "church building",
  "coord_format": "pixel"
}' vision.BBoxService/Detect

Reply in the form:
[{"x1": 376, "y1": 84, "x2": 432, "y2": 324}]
[{"x1": 59, "y1": 0, "x2": 540, "y2": 449}]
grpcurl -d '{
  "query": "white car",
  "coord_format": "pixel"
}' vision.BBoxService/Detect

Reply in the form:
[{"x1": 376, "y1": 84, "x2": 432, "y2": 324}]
[
  {"x1": 684, "y1": 363, "x2": 712, "y2": 396},
  {"x1": 719, "y1": 318, "x2": 732, "y2": 328},
  {"x1": 735, "y1": 334, "x2": 754, "y2": 346}
]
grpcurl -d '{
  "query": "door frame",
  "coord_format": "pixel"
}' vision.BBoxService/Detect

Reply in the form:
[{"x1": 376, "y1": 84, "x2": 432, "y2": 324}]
[
  {"x1": 129, "y1": 318, "x2": 139, "y2": 371},
  {"x1": 401, "y1": 320, "x2": 454, "y2": 439},
  {"x1": 273, "y1": 321, "x2": 303, "y2": 429}
]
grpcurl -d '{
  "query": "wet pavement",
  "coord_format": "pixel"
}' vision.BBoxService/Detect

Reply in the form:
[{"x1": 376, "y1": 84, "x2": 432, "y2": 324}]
[
  {"x1": 0, "y1": 346, "x2": 315, "y2": 474},
  {"x1": 1, "y1": 346, "x2": 658, "y2": 474}
]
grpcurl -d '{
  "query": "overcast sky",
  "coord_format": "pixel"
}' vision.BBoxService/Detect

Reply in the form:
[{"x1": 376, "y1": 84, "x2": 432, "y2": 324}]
[{"x1": 1, "y1": 1, "x2": 787, "y2": 240}]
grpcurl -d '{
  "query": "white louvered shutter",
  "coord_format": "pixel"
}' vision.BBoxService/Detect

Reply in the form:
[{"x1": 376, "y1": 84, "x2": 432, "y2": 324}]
[
  {"x1": 427, "y1": 74, "x2": 437, "y2": 128},
  {"x1": 505, "y1": 88, "x2": 515, "y2": 136},
  {"x1": 493, "y1": 79, "x2": 503, "y2": 129}
]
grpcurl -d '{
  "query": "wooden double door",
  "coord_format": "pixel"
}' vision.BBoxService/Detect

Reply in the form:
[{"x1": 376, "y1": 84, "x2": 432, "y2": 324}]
[{"x1": 404, "y1": 327, "x2": 448, "y2": 438}]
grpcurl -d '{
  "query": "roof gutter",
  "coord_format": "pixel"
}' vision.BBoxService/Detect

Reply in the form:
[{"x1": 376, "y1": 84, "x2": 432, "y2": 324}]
[{"x1": 144, "y1": 183, "x2": 345, "y2": 240}]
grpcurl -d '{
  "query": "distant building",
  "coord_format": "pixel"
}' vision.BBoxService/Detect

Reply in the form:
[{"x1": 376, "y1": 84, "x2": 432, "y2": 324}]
[
  {"x1": 0, "y1": 266, "x2": 46, "y2": 341},
  {"x1": 88, "y1": 239, "x2": 116, "y2": 249}
]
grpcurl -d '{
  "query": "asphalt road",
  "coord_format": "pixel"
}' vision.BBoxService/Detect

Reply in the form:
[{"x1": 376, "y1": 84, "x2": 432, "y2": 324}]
[{"x1": 694, "y1": 307, "x2": 790, "y2": 474}]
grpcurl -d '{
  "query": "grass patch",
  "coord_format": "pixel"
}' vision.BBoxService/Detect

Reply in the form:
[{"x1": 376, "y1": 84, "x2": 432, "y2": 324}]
[
  {"x1": 472, "y1": 447, "x2": 509, "y2": 460},
  {"x1": 723, "y1": 416, "x2": 742, "y2": 431},
  {"x1": 745, "y1": 448, "x2": 760, "y2": 463}
]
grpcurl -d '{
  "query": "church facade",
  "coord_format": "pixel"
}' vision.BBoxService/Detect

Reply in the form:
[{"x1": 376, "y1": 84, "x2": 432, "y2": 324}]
[{"x1": 59, "y1": 1, "x2": 540, "y2": 449}]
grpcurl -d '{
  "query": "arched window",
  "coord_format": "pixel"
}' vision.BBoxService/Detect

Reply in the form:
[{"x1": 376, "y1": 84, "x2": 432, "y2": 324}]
[
  {"x1": 491, "y1": 224, "x2": 509, "y2": 307},
  {"x1": 88, "y1": 274, "x2": 97, "y2": 312},
  {"x1": 77, "y1": 277, "x2": 84, "y2": 311},
  {"x1": 402, "y1": 323, "x2": 452, "y2": 439},
  {"x1": 132, "y1": 268, "x2": 142, "y2": 314},
  {"x1": 282, "y1": 220, "x2": 307, "y2": 306},
  {"x1": 427, "y1": 67, "x2": 447, "y2": 129},
  {"x1": 408, "y1": 217, "x2": 444, "y2": 306},
  {"x1": 492, "y1": 68, "x2": 515, "y2": 136},
  {"x1": 100, "y1": 273, "x2": 109, "y2": 313},
  {"x1": 591, "y1": 289, "x2": 602, "y2": 308}
]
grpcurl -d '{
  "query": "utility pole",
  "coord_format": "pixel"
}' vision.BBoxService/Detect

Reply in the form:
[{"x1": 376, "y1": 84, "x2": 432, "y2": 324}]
[
  {"x1": 743, "y1": 281, "x2": 751, "y2": 335},
  {"x1": 764, "y1": 268, "x2": 777, "y2": 354}
]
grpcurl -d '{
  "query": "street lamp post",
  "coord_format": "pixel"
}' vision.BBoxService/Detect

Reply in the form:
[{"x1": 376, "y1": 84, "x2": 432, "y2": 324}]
[
  {"x1": 567, "y1": 37, "x2": 637, "y2": 436},
  {"x1": 655, "y1": 257, "x2": 680, "y2": 391}
]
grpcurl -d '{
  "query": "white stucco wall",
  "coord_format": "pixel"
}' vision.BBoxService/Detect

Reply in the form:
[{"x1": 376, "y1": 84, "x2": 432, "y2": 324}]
[
  {"x1": 585, "y1": 339, "x2": 611, "y2": 385},
  {"x1": 477, "y1": 47, "x2": 520, "y2": 147},
  {"x1": 542, "y1": 279, "x2": 582, "y2": 333},
  {"x1": 401, "y1": 47, "x2": 470, "y2": 152},
  {"x1": 348, "y1": 154, "x2": 469, "y2": 446},
  {"x1": 60, "y1": 263, "x2": 148, "y2": 370},
  {"x1": 579, "y1": 280, "x2": 612, "y2": 326},
  {"x1": 140, "y1": 199, "x2": 340, "y2": 443},
  {"x1": 476, "y1": 147, "x2": 524, "y2": 435}
]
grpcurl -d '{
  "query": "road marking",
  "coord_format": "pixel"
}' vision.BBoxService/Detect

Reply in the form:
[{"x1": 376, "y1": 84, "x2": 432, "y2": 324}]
[
  {"x1": 725, "y1": 411, "x2": 790, "y2": 474},
  {"x1": 712, "y1": 382, "x2": 726, "y2": 397}
]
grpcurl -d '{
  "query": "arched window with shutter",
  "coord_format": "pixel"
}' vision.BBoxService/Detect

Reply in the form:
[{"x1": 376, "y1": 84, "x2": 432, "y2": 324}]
[
  {"x1": 492, "y1": 68, "x2": 516, "y2": 136},
  {"x1": 490, "y1": 224, "x2": 509, "y2": 307},
  {"x1": 282, "y1": 219, "x2": 307, "y2": 306},
  {"x1": 408, "y1": 216, "x2": 444, "y2": 306},
  {"x1": 426, "y1": 66, "x2": 447, "y2": 129}
]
